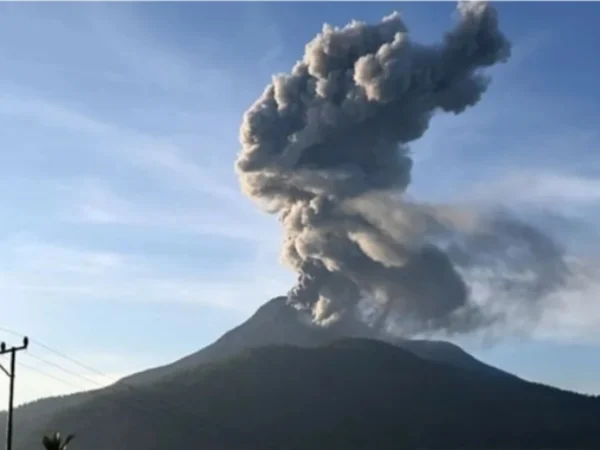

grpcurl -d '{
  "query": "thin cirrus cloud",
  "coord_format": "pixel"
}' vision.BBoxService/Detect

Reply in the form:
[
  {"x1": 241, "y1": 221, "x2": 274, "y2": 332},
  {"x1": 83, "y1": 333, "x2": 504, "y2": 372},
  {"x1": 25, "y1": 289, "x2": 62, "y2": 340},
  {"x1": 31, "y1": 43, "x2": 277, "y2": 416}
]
[
  {"x1": 0, "y1": 1, "x2": 294, "y2": 407},
  {"x1": 0, "y1": 88, "x2": 274, "y2": 249},
  {"x1": 478, "y1": 171, "x2": 600, "y2": 209},
  {"x1": 0, "y1": 233, "x2": 290, "y2": 313}
]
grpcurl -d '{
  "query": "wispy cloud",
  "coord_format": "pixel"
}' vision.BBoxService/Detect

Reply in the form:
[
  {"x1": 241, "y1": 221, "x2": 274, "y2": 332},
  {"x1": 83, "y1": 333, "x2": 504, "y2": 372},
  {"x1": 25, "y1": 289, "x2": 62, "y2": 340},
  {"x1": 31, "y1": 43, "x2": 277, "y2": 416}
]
[
  {"x1": 0, "y1": 4, "x2": 293, "y2": 373},
  {"x1": 56, "y1": 176, "x2": 274, "y2": 245},
  {"x1": 0, "y1": 84, "x2": 262, "y2": 235},
  {"x1": 86, "y1": 15, "x2": 228, "y2": 99},
  {"x1": 0, "y1": 90, "x2": 111, "y2": 135},
  {"x1": 474, "y1": 170, "x2": 600, "y2": 211},
  {"x1": 0, "y1": 235, "x2": 289, "y2": 311}
]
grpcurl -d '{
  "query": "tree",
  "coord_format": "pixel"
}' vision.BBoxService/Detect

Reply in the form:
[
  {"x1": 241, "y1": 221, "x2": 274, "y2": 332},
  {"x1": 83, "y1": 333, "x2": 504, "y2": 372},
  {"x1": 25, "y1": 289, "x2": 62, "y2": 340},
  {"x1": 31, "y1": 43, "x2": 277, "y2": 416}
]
[{"x1": 42, "y1": 432, "x2": 75, "y2": 450}]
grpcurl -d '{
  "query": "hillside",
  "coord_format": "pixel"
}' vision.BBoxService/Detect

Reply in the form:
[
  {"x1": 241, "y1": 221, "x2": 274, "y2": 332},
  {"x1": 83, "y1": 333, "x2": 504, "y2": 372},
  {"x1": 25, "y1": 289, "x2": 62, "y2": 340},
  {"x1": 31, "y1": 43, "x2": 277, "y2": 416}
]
[
  {"x1": 2, "y1": 297, "x2": 516, "y2": 446},
  {"x1": 14, "y1": 338, "x2": 600, "y2": 450},
  {"x1": 120, "y1": 296, "x2": 515, "y2": 386}
]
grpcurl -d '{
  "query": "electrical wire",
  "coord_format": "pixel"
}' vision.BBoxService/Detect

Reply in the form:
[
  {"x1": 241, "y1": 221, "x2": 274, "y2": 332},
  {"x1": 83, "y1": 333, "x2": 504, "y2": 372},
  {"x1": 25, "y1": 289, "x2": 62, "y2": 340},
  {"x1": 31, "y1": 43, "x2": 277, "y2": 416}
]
[
  {"x1": 15, "y1": 355, "x2": 213, "y2": 444},
  {"x1": 17, "y1": 360, "x2": 88, "y2": 392},
  {"x1": 0, "y1": 326, "x2": 269, "y2": 447}
]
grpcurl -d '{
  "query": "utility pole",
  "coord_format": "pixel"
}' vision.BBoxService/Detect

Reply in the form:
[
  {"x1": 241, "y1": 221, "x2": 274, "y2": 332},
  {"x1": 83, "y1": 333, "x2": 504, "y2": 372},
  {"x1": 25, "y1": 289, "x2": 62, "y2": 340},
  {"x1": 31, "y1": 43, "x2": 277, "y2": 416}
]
[{"x1": 0, "y1": 337, "x2": 28, "y2": 450}]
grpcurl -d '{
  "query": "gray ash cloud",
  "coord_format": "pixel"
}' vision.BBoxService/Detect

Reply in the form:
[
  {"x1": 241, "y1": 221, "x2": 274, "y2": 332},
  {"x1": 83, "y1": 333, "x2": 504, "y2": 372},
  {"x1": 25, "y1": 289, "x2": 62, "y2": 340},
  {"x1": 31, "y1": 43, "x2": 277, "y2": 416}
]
[{"x1": 236, "y1": 1, "x2": 569, "y2": 335}]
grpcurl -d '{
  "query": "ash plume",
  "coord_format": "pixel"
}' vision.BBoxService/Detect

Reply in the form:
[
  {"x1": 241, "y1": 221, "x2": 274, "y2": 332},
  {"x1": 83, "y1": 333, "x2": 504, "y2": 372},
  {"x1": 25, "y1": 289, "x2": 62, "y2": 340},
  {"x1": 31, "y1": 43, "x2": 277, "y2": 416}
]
[{"x1": 236, "y1": 1, "x2": 569, "y2": 336}]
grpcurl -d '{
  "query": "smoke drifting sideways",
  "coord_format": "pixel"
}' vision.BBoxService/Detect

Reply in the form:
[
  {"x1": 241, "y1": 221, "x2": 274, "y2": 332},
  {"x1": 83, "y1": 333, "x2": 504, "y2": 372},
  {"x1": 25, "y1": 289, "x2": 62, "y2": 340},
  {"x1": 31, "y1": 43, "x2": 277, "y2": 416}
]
[{"x1": 236, "y1": 1, "x2": 570, "y2": 337}]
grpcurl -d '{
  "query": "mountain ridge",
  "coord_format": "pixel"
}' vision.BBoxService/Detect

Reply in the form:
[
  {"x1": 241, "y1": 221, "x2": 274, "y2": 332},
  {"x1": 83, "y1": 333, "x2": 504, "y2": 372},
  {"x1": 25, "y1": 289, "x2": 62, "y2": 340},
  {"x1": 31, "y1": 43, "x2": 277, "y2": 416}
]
[
  {"x1": 1, "y1": 297, "x2": 563, "y2": 449},
  {"x1": 119, "y1": 296, "x2": 516, "y2": 386},
  {"x1": 12, "y1": 337, "x2": 600, "y2": 450},
  {"x1": 1, "y1": 297, "x2": 513, "y2": 430}
]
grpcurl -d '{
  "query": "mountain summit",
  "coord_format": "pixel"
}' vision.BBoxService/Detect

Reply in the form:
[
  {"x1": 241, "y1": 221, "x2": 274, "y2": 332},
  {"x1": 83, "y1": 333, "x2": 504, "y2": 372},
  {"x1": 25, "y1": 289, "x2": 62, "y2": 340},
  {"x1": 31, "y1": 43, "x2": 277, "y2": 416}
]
[
  {"x1": 4, "y1": 298, "x2": 600, "y2": 450},
  {"x1": 120, "y1": 296, "x2": 515, "y2": 386}
]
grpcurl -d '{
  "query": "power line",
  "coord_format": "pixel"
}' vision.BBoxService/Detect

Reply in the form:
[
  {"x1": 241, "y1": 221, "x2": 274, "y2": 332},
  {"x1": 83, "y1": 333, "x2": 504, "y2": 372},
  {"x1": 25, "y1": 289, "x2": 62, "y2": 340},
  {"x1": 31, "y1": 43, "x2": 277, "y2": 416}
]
[
  {"x1": 26, "y1": 342, "x2": 113, "y2": 384},
  {"x1": 0, "y1": 327, "x2": 269, "y2": 447},
  {"x1": 20, "y1": 342, "x2": 209, "y2": 427},
  {"x1": 2, "y1": 328, "x2": 208, "y2": 416},
  {"x1": 17, "y1": 357, "x2": 207, "y2": 443},
  {"x1": 0, "y1": 328, "x2": 198, "y2": 422},
  {"x1": 16, "y1": 361, "x2": 88, "y2": 393},
  {"x1": 24, "y1": 352, "x2": 106, "y2": 390},
  {"x1": 13, "y1": 361, "x2": 207, "y2": 450},
  {"x1": 0, "y1": 328, "x2": 116, "y2": 384},
  {"x1": 18, "y1": 353, "x2": 197, "y2": 429}
]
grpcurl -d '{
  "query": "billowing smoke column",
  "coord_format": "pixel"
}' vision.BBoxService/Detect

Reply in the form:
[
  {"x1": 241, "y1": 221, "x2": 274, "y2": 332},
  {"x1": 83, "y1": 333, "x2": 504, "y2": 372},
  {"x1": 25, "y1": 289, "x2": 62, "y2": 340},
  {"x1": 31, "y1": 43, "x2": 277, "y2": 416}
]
[{"x1": 236, "y1": 1, "x2": 569, "y2": 335}]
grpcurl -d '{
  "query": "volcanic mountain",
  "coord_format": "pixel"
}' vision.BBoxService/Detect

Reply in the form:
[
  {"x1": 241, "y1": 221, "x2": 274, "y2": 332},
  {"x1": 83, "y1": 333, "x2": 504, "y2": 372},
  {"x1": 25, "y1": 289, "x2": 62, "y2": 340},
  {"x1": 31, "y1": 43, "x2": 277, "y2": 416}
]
[
  {"x1": 3, "y1": 298, "x2": 599, "y2": 450},
  {"x1": 119, "y1": 296, "x2": 516, "y2": 386}
]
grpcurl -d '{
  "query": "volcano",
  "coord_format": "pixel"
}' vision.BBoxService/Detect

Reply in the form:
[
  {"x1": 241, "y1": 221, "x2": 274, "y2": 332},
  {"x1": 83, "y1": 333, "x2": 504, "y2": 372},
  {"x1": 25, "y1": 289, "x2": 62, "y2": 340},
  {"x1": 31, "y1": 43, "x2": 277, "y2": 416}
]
[
  {"x1": 3, "y1": 299, "x2": 600, "y2": 450},
  {"x1": 118, "y1": 296, "x2": 516, "y2": 386}
]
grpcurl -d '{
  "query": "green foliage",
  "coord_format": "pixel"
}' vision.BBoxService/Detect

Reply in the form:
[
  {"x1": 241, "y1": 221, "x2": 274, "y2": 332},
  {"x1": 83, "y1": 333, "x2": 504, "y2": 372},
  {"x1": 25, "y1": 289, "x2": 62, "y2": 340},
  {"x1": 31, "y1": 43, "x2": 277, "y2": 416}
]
[{"x1": 42, "y1": 432, "x2": 74, "y2": 450}]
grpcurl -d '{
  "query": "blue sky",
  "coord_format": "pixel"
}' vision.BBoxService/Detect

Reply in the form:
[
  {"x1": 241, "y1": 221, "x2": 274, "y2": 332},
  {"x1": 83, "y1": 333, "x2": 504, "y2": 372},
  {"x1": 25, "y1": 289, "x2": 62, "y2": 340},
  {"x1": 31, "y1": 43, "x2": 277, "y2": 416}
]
[{"x1": 1, "y1": 1, "x2": 600, "y2": 405}]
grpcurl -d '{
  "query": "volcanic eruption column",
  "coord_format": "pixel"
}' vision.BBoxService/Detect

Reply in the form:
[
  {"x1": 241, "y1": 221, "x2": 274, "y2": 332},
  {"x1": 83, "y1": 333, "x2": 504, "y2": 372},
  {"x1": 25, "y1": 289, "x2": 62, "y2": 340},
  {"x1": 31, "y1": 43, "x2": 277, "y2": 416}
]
[{"x1": 236, "y1": 1, "x2": 568, "y2": 335}]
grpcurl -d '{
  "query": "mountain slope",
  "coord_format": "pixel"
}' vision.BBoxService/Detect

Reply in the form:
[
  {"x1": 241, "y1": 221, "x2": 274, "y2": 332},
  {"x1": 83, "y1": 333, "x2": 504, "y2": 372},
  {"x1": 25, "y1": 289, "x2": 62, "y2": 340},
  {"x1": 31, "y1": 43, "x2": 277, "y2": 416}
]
[
  {"x1": 15, "y1": 339, "x2": 600, "y2": 450},
  {"x1": 3, "y1": 297, "x2": 512, "y2": 445},
  {"x1": 121, "y1": 296, "x2": 514, "y2": 386}
]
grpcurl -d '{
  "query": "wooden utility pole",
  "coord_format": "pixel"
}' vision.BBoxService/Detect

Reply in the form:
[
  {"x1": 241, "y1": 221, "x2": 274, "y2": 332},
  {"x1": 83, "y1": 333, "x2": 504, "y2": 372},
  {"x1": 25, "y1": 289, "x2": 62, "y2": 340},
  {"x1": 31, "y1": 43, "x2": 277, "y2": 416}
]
[{"x1": 0, "y1": 337, "x2": 28, "y2": 450}]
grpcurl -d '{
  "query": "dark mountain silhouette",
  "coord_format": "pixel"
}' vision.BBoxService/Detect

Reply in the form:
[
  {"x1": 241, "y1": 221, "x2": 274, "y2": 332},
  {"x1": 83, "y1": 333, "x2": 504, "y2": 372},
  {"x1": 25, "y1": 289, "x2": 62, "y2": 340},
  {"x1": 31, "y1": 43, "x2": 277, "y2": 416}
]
[
  {"x1": 3, "y1": 297, "x2": 595, "y2": 450},
  {"x1": 5, "y1": 297, "x2": 505, "y2": 434},
  {"x1": 11, "y1": 338, "x2": 600, "y2": 450},
  {"x1": 120, "y1": 296, "x2": 515, "y2": 386}
]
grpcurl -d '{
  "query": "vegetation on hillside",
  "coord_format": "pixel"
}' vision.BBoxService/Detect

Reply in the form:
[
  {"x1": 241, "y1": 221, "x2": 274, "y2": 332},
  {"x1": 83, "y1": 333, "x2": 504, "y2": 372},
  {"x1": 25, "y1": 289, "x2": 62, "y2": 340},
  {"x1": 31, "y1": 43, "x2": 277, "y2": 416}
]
[
  {"x1": 11, "y1": 339, "x2": 600, "y2": 450},
  {"x1": 42, "y1": 432, "x2": 74, "y2": 450}
]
